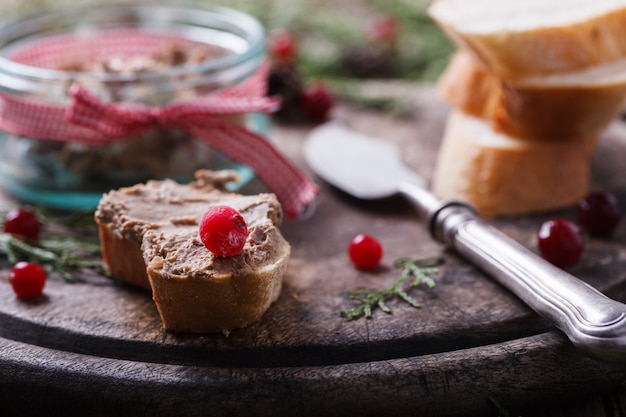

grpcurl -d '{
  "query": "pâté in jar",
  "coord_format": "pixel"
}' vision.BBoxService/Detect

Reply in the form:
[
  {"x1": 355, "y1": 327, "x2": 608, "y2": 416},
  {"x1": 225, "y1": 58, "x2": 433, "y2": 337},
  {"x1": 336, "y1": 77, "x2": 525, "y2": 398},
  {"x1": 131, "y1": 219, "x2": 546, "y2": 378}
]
[{"x1": 0, "y1": 4, "x2": 275, "y2": 210}]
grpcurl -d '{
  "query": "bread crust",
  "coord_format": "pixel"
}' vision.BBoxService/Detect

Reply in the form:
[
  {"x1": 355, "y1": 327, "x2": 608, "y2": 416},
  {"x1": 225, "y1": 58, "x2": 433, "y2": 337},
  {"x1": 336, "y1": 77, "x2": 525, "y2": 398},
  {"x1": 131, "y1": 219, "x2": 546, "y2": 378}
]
[
  {"x1": 437, "y1": 51, "x2": 626, "y2": 141},
  {"x1": 94, "y1": 170, "x2": 290, "y2": 334},
  {"x1": 98, "y1": 224, "x2": 152, "y2": 290},
  {"x1": 145, "y1": 236, "x2": 290, "y2": 334},
  {"x1": 432, "y1": 111, "x2": 598, "y2": 217},
  {"x1": 429, "y1": 1, "x2": 626, "y2": 79}
]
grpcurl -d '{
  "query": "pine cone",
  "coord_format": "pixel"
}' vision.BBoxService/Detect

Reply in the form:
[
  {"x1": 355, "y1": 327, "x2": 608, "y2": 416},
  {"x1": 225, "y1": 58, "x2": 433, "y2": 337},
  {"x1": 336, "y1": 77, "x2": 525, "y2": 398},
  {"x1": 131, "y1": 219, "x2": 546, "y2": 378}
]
[
  {"x1": 267, "y1": 64, "x2": 306, "y2": 123},
  {"x1": 339, "y1": 47, "x2": 398, "y2": 78}
]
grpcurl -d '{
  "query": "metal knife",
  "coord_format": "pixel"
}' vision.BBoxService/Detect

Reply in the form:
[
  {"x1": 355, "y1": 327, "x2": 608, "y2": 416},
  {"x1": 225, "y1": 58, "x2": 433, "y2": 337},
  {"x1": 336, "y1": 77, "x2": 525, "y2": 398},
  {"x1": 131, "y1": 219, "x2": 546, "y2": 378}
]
[{"x1": 304, "y1": 121, "x2": 626, "y2": 364}]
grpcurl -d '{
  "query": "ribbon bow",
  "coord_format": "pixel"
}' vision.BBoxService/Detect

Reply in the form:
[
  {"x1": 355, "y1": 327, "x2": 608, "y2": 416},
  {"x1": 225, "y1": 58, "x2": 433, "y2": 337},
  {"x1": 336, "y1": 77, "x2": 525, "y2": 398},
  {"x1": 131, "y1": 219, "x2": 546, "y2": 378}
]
[{"x1": 0, "y1": 67, "x2": 318, "y2": 219}]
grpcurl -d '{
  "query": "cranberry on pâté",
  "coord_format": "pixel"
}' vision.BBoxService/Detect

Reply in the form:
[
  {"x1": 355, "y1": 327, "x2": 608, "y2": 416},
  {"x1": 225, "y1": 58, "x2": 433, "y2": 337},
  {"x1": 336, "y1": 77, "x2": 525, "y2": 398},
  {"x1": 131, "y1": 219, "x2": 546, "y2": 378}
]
[{"x1": 199, "y1": 206, "x2": 248, "y2": 257}]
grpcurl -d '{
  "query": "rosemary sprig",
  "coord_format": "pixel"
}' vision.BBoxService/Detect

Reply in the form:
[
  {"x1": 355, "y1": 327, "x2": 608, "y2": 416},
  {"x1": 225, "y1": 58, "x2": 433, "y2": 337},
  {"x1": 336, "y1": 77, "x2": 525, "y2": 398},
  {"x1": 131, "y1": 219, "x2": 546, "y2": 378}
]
[
  {"x1": 341, "y1": 255, "x2": 443, "y2": 320},
  {"x1": 0, "y1": 206, "x2": 108, "y2": 282},
  {"x1": 0, "y1": 231, "x2": 108, "y2": 282}
]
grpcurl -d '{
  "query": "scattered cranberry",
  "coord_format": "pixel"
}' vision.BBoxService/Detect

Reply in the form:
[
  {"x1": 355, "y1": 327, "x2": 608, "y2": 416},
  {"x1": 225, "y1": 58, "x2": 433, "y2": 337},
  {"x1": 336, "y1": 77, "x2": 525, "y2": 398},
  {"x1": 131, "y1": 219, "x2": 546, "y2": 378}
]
[
  {"x1": 9, "y1": 262, "x2": 46, "y2": 299},
  {"x1": 577, "y1": 191, "x2": 621, "y2": 237},
  {"x1": 3, "y1": 208, "x2": 42, "y2": 241},
  {"x1": 368, "y1": 14, "x2": 399, "y2": 45},
  {"x1": 537, "y1": 218, "x2": 584, "y2": 267},
  {"x1": 199, "y1": 206, "x2": 248, "y2": 257},
  {"x1": 268, "y1": 29, "x2": 298, "y2": 65},
  {"x1": 300, "y1": 81, "x2": 334, "y2": 122},
  {"x1": 348, "y1": 234, "x2": 383, "y2": 270}
]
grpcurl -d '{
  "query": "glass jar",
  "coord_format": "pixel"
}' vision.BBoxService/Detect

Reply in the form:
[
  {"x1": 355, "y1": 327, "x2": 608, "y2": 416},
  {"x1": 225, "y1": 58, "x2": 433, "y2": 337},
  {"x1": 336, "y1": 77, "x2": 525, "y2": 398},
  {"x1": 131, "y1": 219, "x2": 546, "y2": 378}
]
[{"x1": 0, "y1": 4, "x2": 269, "y2": 210}]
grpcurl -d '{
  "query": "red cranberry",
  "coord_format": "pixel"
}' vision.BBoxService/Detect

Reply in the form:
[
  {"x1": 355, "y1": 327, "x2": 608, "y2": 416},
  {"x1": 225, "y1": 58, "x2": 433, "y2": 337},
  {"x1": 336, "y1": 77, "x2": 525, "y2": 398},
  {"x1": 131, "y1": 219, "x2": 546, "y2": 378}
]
[
  {"x1": 9, "y1": 262, "x2": 46, "y2": 299},
  {"x1": 199, "y1": 206, "x2": 248, "y2": 257},
  {"x1": 368, "y1": 14, "x2": 399, "y2": 44},
  {"x1": 537, "y1": 218, "x2": 584, "y2": 267},
  {"x1": 268, "y1": 29, "x2": 298, "y2": 65},
  {"x1": 577, "y1": 191, "x2": 621, "y2": 237},
  {"x1": 3, "y1": 208, "x2": 42, "y2": 241},
  {"x1": 348, "y1": 234, "x2": 383, "y2": 270},
  {"x1": 300, "y1": 81, "x2": 334, "y2": 122}
]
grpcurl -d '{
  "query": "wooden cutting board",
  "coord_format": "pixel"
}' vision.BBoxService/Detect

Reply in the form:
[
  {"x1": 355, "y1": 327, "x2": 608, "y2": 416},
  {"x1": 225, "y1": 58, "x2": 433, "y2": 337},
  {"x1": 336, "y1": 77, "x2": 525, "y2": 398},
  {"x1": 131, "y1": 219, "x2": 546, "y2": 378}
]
[{"x1": 1, "y1": 88, "x2": 626, "y2": 417}]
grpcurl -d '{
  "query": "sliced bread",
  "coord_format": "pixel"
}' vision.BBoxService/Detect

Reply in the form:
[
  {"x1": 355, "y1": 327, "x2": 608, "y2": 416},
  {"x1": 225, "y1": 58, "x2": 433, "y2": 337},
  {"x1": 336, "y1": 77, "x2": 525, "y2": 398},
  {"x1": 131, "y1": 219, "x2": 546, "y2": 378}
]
[
  {"x1": 95, "y1": 170, "x2": 290, "y2": 334},
  {"x1": 431, "y1": 111, "x2": 599, "y2": 217},
  {"x1": 428, "y1": 0, "x2": 626, "y2": 79},
  {"x1": 437, "y1": 51, "x2": 626, "y2": 140}
]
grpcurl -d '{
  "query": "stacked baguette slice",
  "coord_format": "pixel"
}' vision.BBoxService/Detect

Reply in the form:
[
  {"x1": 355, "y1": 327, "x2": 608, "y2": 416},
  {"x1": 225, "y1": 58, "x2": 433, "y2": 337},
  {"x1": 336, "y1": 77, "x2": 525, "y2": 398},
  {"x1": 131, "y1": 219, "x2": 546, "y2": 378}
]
[
  {"x1": 428, "y1": 0, "x2": 626, "y2": 80},
  {"x1": 428, "y1": 0, "x2": 626, "y2": 217}
]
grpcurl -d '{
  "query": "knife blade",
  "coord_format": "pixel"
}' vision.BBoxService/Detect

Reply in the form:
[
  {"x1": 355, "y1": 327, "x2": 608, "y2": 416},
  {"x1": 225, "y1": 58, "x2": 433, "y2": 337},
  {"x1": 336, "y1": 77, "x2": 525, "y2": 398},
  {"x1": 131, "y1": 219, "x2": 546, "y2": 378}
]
[{"x1": 304, "y1": 121, "x2": 626, "y2": 364}]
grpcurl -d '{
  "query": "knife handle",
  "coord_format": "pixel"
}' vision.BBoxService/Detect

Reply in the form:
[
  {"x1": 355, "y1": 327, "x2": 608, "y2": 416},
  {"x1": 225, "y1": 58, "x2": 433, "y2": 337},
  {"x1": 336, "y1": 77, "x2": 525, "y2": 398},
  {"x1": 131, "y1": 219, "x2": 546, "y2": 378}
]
[{"x1": 429, "y1": 202, "x2": 626, "y2": 363}]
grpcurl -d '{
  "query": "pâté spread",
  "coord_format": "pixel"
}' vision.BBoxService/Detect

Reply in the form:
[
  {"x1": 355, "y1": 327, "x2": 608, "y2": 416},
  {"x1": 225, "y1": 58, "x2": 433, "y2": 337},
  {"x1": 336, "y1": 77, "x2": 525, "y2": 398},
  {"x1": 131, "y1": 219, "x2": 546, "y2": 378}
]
[
  {"x1": 95, "y1": 170, "x2": 286, "y2": 283},
  {"x1": 95, "y1": 169, "x2": 291, "y2": 333}
]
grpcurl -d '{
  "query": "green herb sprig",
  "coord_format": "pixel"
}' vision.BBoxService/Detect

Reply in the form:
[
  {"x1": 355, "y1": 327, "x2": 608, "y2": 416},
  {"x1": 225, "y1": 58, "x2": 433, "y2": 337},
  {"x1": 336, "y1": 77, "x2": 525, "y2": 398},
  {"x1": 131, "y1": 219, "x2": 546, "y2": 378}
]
[
  {"x1": 0, "y1": 232, "x2": 108, "y2": 282},
  {"x1": 341, "y1": 256, "x2": 443, "y2": 320},
  {"x1": 0, "y1": 207, "x2": 108, "y2": 282}
]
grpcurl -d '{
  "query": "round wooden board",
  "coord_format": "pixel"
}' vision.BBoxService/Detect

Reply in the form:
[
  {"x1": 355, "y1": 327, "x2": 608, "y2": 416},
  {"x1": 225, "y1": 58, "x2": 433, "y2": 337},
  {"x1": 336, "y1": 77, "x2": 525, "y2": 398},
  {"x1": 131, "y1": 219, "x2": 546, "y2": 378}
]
[{"x1": 1, "y1": 88, "x2": 626, "y2": 417}]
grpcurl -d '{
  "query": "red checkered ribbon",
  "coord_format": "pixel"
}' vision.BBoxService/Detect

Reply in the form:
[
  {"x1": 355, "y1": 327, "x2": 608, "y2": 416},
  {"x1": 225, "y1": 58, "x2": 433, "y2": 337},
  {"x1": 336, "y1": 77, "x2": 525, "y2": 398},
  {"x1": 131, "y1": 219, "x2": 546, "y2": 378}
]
[{"x1": 0, "y1": 63, "x2": 318, "y2": 219}]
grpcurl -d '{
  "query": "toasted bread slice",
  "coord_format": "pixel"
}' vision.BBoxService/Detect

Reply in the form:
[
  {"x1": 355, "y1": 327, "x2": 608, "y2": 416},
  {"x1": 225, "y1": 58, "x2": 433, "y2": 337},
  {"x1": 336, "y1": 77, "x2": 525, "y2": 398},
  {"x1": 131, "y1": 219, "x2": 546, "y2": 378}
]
[
  {"x1": 143, "y1": 228, "x2": 289, "y2": 334},
  {"x1": 437, "y1": 51, "x2": 626, "y2": 140},
  {"x1": 432, "y1": 111, "x2": 598, "y2": 217},
  {"x1": 428, "y1": 0, "x2": 626, "y2": 79},
  {"x1": 95, "y1": 170, "x2": 290, "y2": 334}
]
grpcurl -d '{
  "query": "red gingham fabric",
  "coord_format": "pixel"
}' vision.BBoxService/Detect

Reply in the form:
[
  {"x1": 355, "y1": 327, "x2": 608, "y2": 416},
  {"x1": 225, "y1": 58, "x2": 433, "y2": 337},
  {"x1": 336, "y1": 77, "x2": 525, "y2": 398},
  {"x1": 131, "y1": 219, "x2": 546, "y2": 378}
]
[
  {"x1": 0, "y1": 30, "x2": 318, "y2": 219},
  {"x1": 8, "y1": 29, "x2": 199, "y2": 69}
]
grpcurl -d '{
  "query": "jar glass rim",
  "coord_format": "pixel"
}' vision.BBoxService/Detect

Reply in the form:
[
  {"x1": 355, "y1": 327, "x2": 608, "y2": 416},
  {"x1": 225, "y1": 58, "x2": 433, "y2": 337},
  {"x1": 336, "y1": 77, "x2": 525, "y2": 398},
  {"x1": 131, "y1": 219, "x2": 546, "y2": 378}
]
[{"x1": 0, "y1": 3, "x2": 266, "y2": 84}]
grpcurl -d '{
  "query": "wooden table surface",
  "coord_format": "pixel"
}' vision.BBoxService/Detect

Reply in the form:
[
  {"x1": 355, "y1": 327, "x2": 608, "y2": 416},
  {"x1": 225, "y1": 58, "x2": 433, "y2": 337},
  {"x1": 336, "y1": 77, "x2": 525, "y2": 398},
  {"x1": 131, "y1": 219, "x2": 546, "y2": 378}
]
[{"x1": 1, "y1": 88, "x2": 626, "y2": 417}]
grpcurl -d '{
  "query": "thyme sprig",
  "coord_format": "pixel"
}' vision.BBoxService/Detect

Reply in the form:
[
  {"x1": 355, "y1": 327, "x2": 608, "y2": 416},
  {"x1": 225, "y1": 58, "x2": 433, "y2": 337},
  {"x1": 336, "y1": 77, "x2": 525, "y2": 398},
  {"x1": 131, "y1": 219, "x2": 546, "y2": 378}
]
[
  {"x1": 0, "y1": 207, "x2": 108, "y2": 282},
  {"x1": 341, "y1": 256, "x2": 443, "y2": 320}
]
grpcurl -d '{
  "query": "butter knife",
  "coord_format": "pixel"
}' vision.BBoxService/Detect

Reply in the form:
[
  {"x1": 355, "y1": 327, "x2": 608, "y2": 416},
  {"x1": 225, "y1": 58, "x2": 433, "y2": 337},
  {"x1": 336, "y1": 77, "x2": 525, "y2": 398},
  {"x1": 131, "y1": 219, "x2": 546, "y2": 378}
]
[{"x1": 304, "y1": 121, "x2": 626, "y2": 364}]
